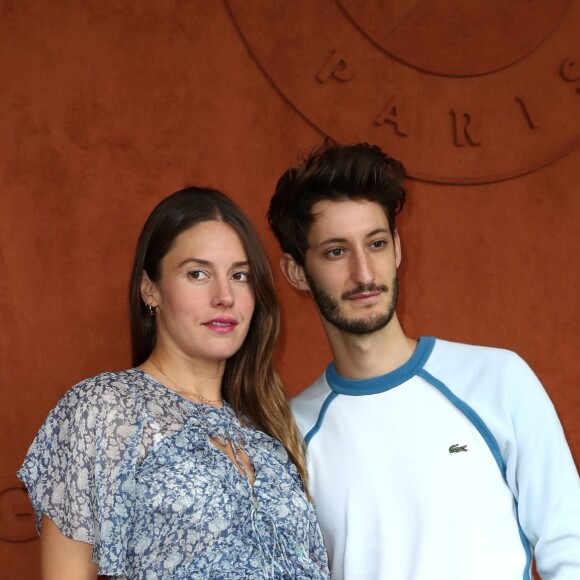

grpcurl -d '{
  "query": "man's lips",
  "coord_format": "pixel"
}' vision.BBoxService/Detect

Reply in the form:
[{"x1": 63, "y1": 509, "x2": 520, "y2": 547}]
[
  {"x1": 347, "y1": 291, "x2": 381, "y2": 301},
  {"x1": 342, "y1": 284, "x2": 388, "y2": 301}
]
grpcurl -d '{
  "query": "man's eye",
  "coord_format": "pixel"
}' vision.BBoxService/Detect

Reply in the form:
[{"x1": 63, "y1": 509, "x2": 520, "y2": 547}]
[
  {"x1": 327, "y1": 248, "x2": 343, "y2": 258},
  {"x1": 371, "y1": 240, "x2": 386, "y2": 249}
]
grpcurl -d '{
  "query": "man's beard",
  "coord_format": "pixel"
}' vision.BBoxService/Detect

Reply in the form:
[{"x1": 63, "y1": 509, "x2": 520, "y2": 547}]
[{"x1": 305, "y1": 271, "x2": 399, "y2": 336}]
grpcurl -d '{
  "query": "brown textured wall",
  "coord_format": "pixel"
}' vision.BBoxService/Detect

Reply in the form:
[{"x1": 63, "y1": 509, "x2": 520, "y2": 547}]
[{"x1": 1, "y1": 1, "x2": 579, "y2": 577}]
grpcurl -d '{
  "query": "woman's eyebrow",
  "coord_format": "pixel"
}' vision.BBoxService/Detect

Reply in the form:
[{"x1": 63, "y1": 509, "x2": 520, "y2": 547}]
[{"x1": 177, "y1": 258, "x2": 250, "y2": 268}]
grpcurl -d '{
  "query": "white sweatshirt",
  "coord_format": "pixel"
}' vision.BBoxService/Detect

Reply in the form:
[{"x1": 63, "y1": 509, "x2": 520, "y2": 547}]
[{"x1": 292, "y1": 337, "x2": 580, "y2": 580}]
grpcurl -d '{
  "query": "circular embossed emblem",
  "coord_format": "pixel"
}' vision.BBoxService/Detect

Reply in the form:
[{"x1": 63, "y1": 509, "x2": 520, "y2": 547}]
[{"x1": 226, "y1": 0, "x2": 580, "y2": 184}]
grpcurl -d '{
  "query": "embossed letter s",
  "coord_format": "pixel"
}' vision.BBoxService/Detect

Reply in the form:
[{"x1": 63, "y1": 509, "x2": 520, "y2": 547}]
[{"x1": 560, "y1": 57, "x2": 580, "y2": 94}]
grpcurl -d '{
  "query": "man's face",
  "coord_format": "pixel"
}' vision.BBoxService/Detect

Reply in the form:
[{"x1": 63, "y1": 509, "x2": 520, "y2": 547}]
[{"x1": 302, "y1": 199, "x2": 400, "y2": 336}]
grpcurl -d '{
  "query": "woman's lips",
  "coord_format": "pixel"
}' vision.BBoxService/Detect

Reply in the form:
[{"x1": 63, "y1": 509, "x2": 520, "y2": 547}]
[{"x1": 202, "y1": 318, "x2": 238, "y2": 333}]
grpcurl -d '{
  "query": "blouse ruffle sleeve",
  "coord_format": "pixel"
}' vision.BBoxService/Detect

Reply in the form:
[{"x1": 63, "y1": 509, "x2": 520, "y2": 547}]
[{"x1": 17, "y1": 373, "x2": 143, "y2": 576}]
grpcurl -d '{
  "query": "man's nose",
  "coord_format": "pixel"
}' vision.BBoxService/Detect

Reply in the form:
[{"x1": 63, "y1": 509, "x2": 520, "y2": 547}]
[{"x1": 350, "y1": 251, "x2": 374, "y2": 285}]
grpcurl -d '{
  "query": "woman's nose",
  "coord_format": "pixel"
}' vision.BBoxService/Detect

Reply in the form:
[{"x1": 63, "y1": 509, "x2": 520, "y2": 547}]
[{"x1": 211, "y1": 278, "x2": 234, "y2": 307}]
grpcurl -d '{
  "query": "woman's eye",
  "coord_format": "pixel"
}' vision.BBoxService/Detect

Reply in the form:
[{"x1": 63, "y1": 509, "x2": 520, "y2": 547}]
[
  {"x1": 188, "y1": 269, "x2": 208, "y2": 280},
  {"x1": 370, "y1": 240, "x2": 386, "y2": 249},
  {"x1": 232, "y1": 271, "x2": 251, "y2": 282}
]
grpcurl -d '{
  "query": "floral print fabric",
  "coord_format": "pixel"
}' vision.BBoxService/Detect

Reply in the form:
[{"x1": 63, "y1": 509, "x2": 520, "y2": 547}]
[{"x1": 18, "y1": 369, "x2": 329, "y2": 579}]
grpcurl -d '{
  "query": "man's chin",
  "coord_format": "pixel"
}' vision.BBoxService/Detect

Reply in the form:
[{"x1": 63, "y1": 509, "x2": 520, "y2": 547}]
[{"x1": 326, "y1": 313, "x2": 393, "y2": 336}]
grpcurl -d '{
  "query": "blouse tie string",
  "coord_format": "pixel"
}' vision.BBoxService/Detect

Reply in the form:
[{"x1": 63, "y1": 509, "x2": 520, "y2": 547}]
[
  {"x1": 250, "y1": 498, "x2": 295, "y2": 578},
  {"x1": 209, "y1": 410, "x2": 296, "y2": 576}
]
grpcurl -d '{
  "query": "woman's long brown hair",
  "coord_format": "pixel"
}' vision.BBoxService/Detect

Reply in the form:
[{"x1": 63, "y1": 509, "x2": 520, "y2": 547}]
[{"x1": 129, "y1": 187, "x2": 308, "y2": 491}]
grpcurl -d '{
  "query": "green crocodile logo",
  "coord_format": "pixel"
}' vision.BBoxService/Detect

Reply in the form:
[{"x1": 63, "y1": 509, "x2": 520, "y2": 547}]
[{"x1": 449, "y1": 443, "x2": 468, "y2": 453}]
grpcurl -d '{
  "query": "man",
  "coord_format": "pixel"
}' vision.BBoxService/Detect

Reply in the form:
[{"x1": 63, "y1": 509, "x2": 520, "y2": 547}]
[{"x1": 267, "y1": 142, "x2": 580, "y2": 579}]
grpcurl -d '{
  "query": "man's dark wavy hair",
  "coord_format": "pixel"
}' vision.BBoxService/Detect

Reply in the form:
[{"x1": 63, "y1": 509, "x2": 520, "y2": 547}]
[{"x1": 267, "y1": 140, "x2": 407, "y2": 266}]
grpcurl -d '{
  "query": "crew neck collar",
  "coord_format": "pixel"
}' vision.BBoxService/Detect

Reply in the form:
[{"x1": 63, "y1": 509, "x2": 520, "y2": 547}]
[{"x1": 325, "y1": 336, "x2": 435, "y2": 396}]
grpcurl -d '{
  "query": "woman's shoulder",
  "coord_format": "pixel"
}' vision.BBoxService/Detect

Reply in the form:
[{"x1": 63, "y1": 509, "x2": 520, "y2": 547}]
[
  {"x1": 71, "y1": 368, "x2": 142, "y2": 394},
  {"x1": 30, "y1": 369, "x2": 151, "y2": 462},
  {"x1": 56, "y1": 368, "x2": 147, "y2": 420}
]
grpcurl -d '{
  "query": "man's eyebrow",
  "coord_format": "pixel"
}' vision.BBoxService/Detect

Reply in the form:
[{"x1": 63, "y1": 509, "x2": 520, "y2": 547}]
[
  {"x1": 317, "y1": 237, "x2": 347, "y2": 247},
  {"x1": 366, "y1": 228, "x2": 390, "y2": 238},
  {"x1": 177, "y1": 258, "x2": 251, "y2": 268},
  {"x1": 317, "y1": 228, "x2": 390, "y2": 247}
]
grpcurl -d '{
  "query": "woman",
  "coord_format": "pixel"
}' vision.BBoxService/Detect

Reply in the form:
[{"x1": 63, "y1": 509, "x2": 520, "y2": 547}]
[{"x1": 18, "y1": 187, "x2": 329, "y2": 579}]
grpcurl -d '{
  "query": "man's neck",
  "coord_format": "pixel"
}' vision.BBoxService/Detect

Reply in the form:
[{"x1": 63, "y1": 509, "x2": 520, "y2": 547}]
[{"x1": 324, "y1": 314, "x2": 417, "y2": 380}]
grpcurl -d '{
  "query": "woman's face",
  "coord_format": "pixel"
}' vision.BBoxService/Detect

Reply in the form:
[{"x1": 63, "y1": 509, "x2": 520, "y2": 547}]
[{"x1": 143, "y1": 220, "x2": 255, "y2": 365}]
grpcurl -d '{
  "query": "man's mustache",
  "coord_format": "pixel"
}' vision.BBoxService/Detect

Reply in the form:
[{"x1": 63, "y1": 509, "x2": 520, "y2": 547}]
[{"x1": 341, "y1": 283, "x2": 389, "y2": 300}]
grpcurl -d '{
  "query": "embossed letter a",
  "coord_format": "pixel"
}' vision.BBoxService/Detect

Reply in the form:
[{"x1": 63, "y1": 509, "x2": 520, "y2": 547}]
[{"x1": 375, "y1": 96, "x2": 410, "y2": 136}]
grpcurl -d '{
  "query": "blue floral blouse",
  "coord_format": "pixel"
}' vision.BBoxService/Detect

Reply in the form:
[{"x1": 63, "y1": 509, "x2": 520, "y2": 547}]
[{"x1": 18, "y1": 369, "x2": 329, "y2": 579}]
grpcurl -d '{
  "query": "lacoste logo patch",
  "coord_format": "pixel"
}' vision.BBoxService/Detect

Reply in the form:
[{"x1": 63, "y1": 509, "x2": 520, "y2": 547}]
[{"x1": 449, "y1": 443, "x2": 468, "y2": 453}]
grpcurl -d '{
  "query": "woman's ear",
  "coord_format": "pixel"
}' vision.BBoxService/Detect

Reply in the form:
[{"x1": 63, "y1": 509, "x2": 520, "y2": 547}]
[
  {"x1": 279, "y1": 254, "x2": 310, "y2": 291},
  {"x1": 140, "y1": 271, "x2": 160, "y2": 307}
]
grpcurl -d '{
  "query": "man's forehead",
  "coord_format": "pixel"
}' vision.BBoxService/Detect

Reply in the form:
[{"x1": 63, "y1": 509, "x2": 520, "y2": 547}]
[{"x1": 308, "y1": 199, "x2": 391, "y2": 244}]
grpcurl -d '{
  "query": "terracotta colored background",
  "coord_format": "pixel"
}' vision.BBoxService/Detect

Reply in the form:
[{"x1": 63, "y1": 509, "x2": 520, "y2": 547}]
[{"x1": 1, "y1": 2, "x2": 579, "y2": 577}]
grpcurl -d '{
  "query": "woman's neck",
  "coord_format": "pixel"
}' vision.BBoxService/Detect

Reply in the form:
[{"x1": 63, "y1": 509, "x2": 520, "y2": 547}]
[{"x1": 140, "y1": 347, "x2": 225, "y2": 404}]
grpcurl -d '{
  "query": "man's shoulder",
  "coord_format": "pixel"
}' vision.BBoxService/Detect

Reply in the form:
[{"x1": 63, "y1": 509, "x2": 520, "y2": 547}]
[
  {"x1": 292, "y1": 372, "x2": 331, "y2": 402},
  {"x1": 428, "y1": 337, "x2": 540, "y2": 396},
  {"x1": 290, "y1": 371, "x2": 333, "y2": 438},
  {"x1": 431, "y1": 337, "x2": 525, "y2": 367}
]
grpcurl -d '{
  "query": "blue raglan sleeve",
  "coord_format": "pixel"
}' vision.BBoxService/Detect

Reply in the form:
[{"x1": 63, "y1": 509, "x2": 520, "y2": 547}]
[{"x1": 505, "y1": 354, "x2": 580, "y2": 579}]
